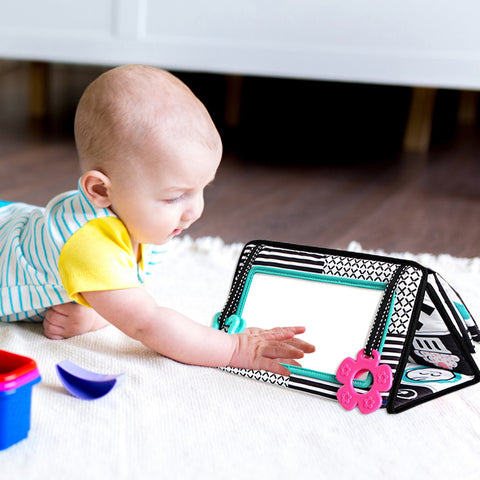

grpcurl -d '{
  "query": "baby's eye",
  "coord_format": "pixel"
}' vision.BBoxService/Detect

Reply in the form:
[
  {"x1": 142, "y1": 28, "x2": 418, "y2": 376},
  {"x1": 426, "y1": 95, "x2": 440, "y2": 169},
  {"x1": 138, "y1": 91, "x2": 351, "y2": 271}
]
[{"x1": 165, "y1": 194, "x2": 185, "y2": 204}]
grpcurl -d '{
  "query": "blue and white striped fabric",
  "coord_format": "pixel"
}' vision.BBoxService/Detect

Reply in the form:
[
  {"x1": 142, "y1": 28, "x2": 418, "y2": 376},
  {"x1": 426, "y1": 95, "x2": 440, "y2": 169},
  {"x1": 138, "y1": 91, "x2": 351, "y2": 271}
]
[{"x1": 0, "y1": 185, "x2": 164, "y2": 322}]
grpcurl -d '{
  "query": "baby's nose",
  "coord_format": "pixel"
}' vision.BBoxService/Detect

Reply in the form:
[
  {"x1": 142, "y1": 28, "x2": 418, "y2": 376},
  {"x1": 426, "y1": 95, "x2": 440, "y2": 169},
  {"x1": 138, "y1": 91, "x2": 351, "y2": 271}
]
[{"x1": 182, "y1": 196, "x2": 204, "y2": 223}]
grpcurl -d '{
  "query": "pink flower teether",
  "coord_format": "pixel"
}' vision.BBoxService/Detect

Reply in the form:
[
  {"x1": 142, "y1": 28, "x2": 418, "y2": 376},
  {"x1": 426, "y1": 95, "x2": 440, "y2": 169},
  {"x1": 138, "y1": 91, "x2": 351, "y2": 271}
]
[{"x1": 336, "y1": 349, "x2": 393, "y2": 414}]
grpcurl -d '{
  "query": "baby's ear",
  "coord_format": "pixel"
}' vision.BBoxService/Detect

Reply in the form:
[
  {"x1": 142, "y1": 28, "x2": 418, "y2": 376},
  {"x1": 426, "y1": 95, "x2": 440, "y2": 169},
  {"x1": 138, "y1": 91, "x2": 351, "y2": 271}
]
[{"x1": 80, "y1": 170, "x2": 112, "y2": 208}]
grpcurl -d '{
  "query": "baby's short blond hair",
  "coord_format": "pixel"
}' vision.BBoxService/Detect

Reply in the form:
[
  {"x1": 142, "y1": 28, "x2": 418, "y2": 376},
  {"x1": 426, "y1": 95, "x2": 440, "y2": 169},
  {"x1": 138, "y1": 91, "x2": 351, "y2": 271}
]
[{"x1": 74, "y1": 65, "x2": 221, "y2": 174}]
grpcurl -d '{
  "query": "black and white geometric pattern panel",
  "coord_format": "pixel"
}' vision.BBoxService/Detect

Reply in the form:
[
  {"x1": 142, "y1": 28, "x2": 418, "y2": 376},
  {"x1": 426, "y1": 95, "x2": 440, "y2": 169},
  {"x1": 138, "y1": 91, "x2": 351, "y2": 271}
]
[
  {"x1": 236, "y1": 243, "x2": 257, "y2": 268},
  {"x1": 236, "y1": 243, "x2": 327, "y2": 276},
  {"x1": 324, "y1": 254, "x2": 398, "y2": 283},
  {"x1": 388, "y1": 265, "x2": 423, "y2": 336},
  {"x1": 378, "y1": 334, "x2": 407, "y2": 370},
  {"x1": 220, "y1": 366, "x2": 290, "y2": 387},
  {"x1": 218, "y1": 243, "x2": 265, "y2": 323},
  {"x1": 253, "y1": 245, "x2": 326, "y2": 275},
  {"x1": 289, "y1": 374, "x2": 339, "y2": 401},
  {"x1": 221, "y1": 366, "x2": 343, "y2": 402}
]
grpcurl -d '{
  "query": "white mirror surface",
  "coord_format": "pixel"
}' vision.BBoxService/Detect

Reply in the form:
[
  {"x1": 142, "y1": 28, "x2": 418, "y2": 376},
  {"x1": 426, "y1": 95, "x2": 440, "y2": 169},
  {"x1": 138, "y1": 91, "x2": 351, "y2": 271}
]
[{"x1": 240, "y1": 272, "x2": 385, "y2": 378}]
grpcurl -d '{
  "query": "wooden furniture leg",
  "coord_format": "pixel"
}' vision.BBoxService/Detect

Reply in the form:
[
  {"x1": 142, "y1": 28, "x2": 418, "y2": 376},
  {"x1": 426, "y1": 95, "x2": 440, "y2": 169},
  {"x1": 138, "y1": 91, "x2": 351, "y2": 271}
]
[
  {"x1": 402, "y1": 87, "x2": 437, "y2": 153},
  {"x1": 28, "y1": 61, "x2": 50, "y2": 119},
  {"x1": 224, "y1": 75, "x2": 244, "y2": 128},
  {"x1": 457, "y1": 90, "x2": 478, "y2": 126}
]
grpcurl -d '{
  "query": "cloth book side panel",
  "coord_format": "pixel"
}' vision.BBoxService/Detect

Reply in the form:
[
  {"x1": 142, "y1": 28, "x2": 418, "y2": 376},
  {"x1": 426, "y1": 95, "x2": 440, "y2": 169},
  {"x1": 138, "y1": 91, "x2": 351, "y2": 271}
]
[
  {"x1": 216, "y1": 241, "x2": 426, "y2": 409},
  {"x1": 391, "y1": 275, "x2": 480, "y2": 413},
  {"x1": 432, "y1": 272, "x2": 480, "y2": 348}
]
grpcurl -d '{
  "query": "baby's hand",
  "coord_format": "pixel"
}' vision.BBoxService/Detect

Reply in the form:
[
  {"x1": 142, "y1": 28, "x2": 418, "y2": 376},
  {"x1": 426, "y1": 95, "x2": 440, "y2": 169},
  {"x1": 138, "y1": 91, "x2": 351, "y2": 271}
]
[
  {"x1": 44, "y1": 302, "x2": 110, "y2": 340},
  {"x1": 229, "y1": 326, "x2": 315, "y2": 376}
]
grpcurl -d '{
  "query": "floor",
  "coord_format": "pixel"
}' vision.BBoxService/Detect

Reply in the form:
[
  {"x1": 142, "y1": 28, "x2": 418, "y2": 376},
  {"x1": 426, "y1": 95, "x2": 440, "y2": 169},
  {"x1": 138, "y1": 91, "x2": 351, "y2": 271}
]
[{"x1": 0, "y1": 62, "x2": 479, "y2": 258}]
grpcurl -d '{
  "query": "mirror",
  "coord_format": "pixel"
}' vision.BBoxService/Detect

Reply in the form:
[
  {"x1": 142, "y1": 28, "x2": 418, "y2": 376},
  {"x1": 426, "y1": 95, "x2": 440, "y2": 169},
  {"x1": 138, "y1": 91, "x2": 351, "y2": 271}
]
[{"x1": 238, "y1": 268, "x2": 389, "y2": 383}]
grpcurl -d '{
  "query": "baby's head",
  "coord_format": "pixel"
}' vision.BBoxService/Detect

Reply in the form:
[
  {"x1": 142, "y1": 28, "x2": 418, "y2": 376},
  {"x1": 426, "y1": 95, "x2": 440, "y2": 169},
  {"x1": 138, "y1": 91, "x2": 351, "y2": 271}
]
[
  {"x1": 74, "y1": 65, "x2": 222, "y2": 249},
  {"x1": 74, "y1": 64, "x2": 221, "y2": 175}
]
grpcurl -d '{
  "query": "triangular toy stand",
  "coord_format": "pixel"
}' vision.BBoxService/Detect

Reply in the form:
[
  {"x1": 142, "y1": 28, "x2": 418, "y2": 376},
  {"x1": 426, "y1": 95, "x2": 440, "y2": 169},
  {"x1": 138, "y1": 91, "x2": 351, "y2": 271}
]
[{"x1": 213, "y1": 240, "x2": 480, "y2": 414}]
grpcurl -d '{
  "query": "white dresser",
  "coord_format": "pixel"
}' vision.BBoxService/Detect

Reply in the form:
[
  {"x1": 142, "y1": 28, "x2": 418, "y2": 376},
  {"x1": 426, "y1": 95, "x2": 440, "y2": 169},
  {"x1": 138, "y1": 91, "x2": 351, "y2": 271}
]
[{"x1": 1, "y1": 0, "x2": 479, "y2": 151}]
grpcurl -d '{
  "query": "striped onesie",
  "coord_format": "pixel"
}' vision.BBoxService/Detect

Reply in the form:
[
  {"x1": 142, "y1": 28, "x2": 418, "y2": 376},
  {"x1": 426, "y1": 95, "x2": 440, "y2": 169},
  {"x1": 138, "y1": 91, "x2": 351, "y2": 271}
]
[{"x1": 0, "y1": 183, "x2": 165, "y2": 322}]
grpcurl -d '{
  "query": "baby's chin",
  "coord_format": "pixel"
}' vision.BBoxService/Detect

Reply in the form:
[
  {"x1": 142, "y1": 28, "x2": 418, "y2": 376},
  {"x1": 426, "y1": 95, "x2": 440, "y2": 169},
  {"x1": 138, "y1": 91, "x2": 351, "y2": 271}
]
[
  {"x1": 149, "y1": 238, "x2": 172, "y2": 246},
  {"x1": 154, "y1": 233, "x2": 183, "y2": 245}
]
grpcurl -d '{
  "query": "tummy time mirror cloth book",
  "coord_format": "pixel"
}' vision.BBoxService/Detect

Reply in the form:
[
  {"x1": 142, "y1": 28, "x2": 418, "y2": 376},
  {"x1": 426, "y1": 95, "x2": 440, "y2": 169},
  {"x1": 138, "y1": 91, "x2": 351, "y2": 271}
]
[{"x1": 213, "y1": 240, "x2": 480, "y2": 414}]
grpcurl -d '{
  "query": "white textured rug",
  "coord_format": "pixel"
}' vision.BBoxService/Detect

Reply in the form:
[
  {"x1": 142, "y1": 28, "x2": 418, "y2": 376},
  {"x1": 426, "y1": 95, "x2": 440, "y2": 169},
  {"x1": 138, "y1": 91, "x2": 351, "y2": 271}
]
[{"x1": 1, "y1": 237, "x2": 479, "y2": 480}]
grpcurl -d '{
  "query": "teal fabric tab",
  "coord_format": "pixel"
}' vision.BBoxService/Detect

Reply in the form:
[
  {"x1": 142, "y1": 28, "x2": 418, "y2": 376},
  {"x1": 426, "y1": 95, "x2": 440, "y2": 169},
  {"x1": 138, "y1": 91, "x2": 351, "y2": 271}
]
[
  {"x1": 0, "y1": 200, "x2": 12, "y2": 208},
  {"x1": 211, "y1": 313, "x2": 246, "y2": 333},
  {"x1": 454, "y1": 302, "x2": 471, "y2": 320},
  {"x1": 212, "y1": 312, "x2": 221, "y2": 330},
  {"x1": 224, "y1": 314, "x2": 246, "y2": 334}
]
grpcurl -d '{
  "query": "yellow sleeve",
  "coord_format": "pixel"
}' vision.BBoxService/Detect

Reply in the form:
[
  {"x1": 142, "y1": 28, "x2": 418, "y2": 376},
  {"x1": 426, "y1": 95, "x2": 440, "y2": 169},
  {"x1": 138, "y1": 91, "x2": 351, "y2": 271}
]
[{"x1": 58, "y1": 217, "x2": 141, "y2": 307}]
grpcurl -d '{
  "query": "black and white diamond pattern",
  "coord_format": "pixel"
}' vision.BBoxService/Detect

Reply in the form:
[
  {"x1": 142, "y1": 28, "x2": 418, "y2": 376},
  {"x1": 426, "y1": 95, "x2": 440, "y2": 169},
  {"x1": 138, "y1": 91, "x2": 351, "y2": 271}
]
[
  {"x1": 388, "y1": 266, "x2": 423, "y2": 336},
  {"x1": 324, "y1": 255, "x2": 397, "y2": 282},
  {"x1": 220, "y1": 367, "x2": 290, "y2": 387}
]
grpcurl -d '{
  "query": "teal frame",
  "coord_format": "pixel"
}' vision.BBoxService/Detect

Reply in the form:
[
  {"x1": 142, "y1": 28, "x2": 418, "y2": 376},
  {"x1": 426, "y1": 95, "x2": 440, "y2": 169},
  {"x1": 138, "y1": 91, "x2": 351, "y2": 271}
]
[{"x1": 236, "y1": 265, "x2": 396, "y2": 387}]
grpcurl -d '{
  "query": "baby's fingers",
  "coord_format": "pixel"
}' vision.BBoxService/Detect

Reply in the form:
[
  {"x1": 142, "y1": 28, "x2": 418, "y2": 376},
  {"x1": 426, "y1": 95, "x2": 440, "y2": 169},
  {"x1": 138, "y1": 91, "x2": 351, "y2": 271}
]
[
  {"x1": 261, "y1": 342, "x2": 305, "y2": 362},
  {"x1": 229, "y1": 327, "x2": 313, "y2": 375},
  {"x1": 277, "y1": 359, "x2": 302, "y2": 368},
  {"x1": 258, "y1": 358, "x2": 304, "y2": 376},
  {"x1": 264, "y1": 326, "x2": 306, "y2": 338},
  {"x1": 284, "y1": 337, "x2": 315, "y2": 354},
  {"x1": 263, "y1": 361, "x2": 293, "y2": 377},
  {"x1": 258, "y1": 326, "x2": 307, "y2": 344},
  {"x1": 259, "y1": 328, "x2": 315, "y2": 354}
]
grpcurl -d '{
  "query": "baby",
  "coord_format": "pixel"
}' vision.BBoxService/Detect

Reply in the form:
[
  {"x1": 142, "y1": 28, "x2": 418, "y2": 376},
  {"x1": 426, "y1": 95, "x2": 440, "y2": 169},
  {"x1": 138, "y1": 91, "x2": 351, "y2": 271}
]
[{"x1": 0, "y1": 65, "x2": 314, "y2": 375}]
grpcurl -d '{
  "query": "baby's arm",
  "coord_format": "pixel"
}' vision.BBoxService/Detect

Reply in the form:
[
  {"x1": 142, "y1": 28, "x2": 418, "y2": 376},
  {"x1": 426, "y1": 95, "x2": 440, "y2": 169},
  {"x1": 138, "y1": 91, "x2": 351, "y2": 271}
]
[{"x1": 82, "y1": 288, "x2": 314, "y2": 375}]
